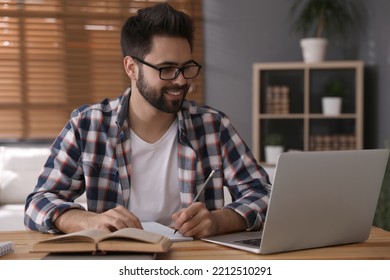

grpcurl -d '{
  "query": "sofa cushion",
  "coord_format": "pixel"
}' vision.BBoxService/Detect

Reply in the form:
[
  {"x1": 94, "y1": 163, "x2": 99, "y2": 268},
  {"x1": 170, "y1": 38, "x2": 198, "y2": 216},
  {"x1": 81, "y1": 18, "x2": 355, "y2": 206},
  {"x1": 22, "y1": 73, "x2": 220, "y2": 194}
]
[
  {"x1": 0, "y1": 204, "x2": 26, "y2": 230},
  {"x1": 0, "y1": 146, "x2": 51, "y2": 204}
]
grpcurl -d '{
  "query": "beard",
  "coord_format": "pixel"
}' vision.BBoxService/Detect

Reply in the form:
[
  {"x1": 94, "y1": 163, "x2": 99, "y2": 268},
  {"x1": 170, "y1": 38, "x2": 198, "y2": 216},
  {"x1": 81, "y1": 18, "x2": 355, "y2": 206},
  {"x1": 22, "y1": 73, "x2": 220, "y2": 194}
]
[{"x1": 136, "y1": 69, "x2": 190, "y2": 114}]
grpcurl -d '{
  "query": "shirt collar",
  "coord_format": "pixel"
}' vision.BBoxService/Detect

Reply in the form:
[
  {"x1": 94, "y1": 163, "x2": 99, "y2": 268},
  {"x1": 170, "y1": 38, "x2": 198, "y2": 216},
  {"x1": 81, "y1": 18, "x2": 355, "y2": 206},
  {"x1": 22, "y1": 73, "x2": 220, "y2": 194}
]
[{"x1": 116, "y1": 87, "x2": 131, "y2": 129}]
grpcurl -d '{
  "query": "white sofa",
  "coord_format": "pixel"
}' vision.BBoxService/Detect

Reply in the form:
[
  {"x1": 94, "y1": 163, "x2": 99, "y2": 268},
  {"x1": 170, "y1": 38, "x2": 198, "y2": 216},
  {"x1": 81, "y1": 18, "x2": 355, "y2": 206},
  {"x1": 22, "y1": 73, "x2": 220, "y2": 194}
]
[
  {"x1": 0, "y1": 145, "x2": 52, "y2": 230},
  {"x1": 0, "y1": 144, "x2": 89, "y2": 231}
]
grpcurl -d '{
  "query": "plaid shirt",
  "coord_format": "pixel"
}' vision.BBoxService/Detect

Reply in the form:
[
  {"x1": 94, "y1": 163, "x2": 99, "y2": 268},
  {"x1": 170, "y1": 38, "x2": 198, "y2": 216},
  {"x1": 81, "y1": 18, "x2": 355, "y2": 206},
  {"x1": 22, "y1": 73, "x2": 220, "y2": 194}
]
[{"x1": 24, "y1": 87, "x2": 270, "y2": 233}]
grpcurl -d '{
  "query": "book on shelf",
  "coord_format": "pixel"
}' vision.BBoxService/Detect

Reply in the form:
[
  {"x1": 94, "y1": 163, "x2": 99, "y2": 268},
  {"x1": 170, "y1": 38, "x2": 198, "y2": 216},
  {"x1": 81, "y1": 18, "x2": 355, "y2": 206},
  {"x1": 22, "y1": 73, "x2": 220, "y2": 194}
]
[
  {"x1": 266, "y1": 85, "x2": 290, "y2": 114},
  {"x1": 309, "y1": 134, "x2": 356, "y2": 151},
  {"x1": 31, "y1": 227, "x2": 172, "y2": 254},
  {"x1": 0, "y1": 241, "x2": 14, "y2": 257}
]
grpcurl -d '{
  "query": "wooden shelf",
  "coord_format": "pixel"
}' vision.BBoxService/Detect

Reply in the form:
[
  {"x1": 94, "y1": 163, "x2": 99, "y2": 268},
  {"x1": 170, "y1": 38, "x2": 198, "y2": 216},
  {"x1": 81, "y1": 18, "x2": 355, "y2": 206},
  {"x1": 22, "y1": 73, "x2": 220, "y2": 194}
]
[{"x1": 252, "y1": 61, "x2": 364, "y2": 163}]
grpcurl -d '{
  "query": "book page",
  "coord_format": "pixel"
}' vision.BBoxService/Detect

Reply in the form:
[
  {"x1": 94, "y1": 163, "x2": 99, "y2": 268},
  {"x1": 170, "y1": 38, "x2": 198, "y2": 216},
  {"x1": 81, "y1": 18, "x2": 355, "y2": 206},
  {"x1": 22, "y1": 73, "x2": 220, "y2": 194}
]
[
  {"x1": 141, "y1": 222, "x2": 193, "y2": 242},
  {"x1": 38, "y1": 229, "x2": 108, "y2": 244},
  {"x1": 31, "y1": 230, "x2": 106, "y2": 253},
  {"x1": 32, "y1": 228, "x2": 171, "y2": 253},
  {"x1": 102, "y1": 228, "x2": 165, "y2": 244},
  {"x1": 97, "y1": 228, "x2": 172, "y2": 253}
]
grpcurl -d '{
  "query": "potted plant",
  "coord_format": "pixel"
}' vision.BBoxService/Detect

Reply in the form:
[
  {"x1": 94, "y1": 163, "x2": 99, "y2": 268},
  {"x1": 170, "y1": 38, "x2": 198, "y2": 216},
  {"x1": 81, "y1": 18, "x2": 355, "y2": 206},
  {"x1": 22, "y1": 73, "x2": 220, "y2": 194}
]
[
  {"x1": 322, "y1": 80, "x2": 344, "y2": 115},
  {"x1": 290, "y1": 0, "x2": 361, "y2": 63},
  {"x1": 264, "y1": 133, "x2": 284, "y2": 164}
]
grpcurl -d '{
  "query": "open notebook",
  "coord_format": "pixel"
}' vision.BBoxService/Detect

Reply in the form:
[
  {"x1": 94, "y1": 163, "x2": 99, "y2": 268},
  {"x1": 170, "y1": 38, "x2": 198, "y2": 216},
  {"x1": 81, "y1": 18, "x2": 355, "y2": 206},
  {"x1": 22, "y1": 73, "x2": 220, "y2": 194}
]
[
  {"x1": 202, "y1": 149, "x2": 389, "y2": 254},
  {"x1": 141, "y1": 222, "x2": 193, "y2": 242}
]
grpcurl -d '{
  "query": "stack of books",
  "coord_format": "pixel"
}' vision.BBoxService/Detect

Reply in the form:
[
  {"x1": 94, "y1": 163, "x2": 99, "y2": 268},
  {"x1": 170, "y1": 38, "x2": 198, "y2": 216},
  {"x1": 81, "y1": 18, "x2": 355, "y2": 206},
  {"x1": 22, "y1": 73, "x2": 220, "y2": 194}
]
[
  {"x1": 309, "y1": 134, "x2": 356, "y2": 151},
  {"x1": 265, "y1": 85, "x2": 290, "y2": 114}
]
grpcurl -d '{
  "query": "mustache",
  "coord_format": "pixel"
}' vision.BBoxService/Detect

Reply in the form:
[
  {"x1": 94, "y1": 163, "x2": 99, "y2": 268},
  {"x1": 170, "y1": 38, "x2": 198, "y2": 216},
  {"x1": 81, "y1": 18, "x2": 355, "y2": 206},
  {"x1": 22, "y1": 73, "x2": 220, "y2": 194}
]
[{"x1": 162, "y1": 84, "x2": 190, "y2": 93}]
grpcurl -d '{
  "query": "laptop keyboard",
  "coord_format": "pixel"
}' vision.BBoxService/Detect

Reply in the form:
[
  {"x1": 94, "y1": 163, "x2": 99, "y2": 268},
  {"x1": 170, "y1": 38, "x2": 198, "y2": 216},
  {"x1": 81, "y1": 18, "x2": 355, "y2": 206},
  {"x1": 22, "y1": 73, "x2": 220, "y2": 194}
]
[{"x1": 234, "y1": 238, "x2": 262, "y2": 247}]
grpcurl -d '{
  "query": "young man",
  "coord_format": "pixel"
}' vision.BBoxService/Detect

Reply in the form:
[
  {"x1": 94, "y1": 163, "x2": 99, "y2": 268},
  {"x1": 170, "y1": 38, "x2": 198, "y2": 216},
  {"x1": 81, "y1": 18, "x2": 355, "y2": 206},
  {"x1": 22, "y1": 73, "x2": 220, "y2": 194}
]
[{"x1": 24, "y1": 2, "x2": 270, "y2": 238}]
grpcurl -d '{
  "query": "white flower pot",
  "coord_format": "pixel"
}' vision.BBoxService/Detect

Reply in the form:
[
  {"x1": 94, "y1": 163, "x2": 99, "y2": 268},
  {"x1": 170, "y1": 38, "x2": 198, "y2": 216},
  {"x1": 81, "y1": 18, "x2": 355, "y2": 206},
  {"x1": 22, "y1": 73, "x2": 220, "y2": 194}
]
[
  {"x1": 265, "y1": 145, "x2": 283, "y2": 164},
  {"x1": 300, "y1": 38, "x2": 328, "y2": 63},
  {"x1": 322, "y1": 97, "x2": 342, "y2": 116}
]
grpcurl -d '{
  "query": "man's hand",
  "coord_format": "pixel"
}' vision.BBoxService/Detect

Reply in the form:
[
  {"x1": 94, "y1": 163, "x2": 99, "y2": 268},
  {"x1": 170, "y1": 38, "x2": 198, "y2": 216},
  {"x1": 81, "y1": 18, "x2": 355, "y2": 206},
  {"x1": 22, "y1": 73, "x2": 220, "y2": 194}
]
[
  {"x1": 54, "y1": 205, "x2": 142, "y2": 233},
  {"x1": 172, "y1": 202, "x2": 247, "y2": 238},
  {"x1": 172, "y1": 202, "x2": 218, "y2": 238}
]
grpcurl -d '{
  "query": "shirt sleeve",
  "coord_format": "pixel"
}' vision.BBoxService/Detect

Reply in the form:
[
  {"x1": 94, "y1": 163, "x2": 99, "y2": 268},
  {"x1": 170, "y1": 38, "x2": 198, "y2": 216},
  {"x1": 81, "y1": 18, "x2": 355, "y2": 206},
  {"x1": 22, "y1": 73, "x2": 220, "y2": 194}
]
[
  {"x1": 24, "y1": 111, "x2": 86, "y2": 233},
  {"x1": 219, "y1": 115, "x2": 271, "y2": 231}
]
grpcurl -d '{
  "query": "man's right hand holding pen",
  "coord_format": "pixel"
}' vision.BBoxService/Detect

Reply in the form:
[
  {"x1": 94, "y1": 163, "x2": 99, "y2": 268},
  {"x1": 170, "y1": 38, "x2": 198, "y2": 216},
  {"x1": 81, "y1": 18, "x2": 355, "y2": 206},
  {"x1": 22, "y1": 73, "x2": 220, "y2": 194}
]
[
  {"x1": 171, "y1": 202, "x2": 247, "y2": 239},
  {"x1": 171, "y1": 170, "x2": 248, "y2": 239},
  {"x1": 171, "y1": 202, "x2": 219, "y2": 238}
]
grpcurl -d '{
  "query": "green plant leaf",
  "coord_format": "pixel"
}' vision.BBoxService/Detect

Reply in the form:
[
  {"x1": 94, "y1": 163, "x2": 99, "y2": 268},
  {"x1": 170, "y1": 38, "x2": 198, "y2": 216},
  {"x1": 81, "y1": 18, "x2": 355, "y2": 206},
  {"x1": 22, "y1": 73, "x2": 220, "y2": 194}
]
[
  {"x1": 264, "y1": 133, "x2": 284, "y2": 146},
  {"x1": 290, "y1": 0, "x2": 361, "y2": 38}
]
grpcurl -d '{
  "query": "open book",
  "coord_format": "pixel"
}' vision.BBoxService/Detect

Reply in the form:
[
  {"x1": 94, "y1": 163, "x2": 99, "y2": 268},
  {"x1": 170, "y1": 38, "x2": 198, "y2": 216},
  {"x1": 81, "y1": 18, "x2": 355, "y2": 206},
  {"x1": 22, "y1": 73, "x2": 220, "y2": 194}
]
[{"x1": 31, "y1": 228, "x2": 172, "y2": 254}]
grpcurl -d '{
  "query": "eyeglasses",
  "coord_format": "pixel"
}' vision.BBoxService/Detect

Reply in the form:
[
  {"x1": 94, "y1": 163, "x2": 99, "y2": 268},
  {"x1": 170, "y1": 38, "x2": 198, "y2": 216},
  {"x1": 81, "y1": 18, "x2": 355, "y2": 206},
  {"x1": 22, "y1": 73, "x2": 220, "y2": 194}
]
[{"x1": 132, "y1": 56, "x2": 202, "y2": 80}]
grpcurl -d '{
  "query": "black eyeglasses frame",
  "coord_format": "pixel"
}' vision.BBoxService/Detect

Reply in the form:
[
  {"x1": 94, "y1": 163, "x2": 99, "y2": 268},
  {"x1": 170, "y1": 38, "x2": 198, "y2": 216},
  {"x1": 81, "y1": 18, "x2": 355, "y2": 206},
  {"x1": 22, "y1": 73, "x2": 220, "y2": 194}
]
[{"x1": 131, "y1": 56, "x2": 202, "y2": 80}]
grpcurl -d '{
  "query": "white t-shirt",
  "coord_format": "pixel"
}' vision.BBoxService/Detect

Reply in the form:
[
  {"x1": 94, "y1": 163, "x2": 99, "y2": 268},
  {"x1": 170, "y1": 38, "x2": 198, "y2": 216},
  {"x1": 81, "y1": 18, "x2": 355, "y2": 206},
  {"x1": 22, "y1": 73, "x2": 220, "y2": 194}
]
[{"x1": 128, "y1": 120, "x2": 180, "y2": 226}]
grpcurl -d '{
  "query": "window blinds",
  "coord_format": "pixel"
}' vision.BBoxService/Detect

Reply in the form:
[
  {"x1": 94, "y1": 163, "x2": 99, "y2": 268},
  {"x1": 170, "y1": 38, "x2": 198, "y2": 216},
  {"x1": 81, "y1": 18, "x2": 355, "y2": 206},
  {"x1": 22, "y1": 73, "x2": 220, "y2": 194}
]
[{"x1": 0, "y1": 0, "x2": 203, "y2": 140}]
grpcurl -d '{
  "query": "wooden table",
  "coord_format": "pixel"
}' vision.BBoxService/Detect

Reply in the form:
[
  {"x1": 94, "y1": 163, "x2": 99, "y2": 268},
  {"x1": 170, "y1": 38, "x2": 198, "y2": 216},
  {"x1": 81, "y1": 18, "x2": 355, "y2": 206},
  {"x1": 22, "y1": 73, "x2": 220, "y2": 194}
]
[{"x1": 1, "y1": 227, "x2": 390, "y2": 260}]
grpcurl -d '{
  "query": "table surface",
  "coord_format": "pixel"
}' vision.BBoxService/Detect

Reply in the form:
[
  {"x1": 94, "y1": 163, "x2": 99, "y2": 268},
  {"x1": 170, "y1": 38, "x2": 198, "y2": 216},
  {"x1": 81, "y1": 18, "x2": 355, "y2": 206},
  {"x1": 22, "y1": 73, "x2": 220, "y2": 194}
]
[{"x1": 1, "y1": 227, "x2": 390, "y2": 260}]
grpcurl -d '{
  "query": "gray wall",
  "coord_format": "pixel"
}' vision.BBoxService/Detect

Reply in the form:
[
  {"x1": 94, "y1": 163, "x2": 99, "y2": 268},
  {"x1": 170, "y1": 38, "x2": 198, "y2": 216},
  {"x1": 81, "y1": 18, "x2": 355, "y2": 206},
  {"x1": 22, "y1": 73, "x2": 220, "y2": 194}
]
[{"x1": 203, "y1": 0, "x2": 390, "y2": 150}]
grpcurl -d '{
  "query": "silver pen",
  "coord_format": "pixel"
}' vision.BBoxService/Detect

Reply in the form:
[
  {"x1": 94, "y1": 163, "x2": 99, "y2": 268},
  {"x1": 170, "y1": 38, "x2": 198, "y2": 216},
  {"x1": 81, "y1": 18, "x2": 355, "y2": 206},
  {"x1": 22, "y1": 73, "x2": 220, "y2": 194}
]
[{"x1": 174, "y1": 169, "x2": 216, "y2": 234}]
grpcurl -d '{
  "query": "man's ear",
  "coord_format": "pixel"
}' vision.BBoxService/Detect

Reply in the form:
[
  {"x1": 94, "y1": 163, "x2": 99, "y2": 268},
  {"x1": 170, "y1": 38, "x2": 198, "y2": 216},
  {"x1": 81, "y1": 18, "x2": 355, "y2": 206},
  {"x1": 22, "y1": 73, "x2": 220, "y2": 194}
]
[{"x1": 123, "y1": 56, "x2": 138, "y2": 80}]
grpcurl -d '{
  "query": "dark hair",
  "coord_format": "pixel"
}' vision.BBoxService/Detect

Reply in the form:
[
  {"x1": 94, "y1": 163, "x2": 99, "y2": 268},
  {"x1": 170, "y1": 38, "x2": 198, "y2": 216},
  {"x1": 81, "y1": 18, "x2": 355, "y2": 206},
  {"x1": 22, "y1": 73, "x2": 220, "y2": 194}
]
[{"x1": 120, "y1": 2, "x2": 194, "y2": 58}]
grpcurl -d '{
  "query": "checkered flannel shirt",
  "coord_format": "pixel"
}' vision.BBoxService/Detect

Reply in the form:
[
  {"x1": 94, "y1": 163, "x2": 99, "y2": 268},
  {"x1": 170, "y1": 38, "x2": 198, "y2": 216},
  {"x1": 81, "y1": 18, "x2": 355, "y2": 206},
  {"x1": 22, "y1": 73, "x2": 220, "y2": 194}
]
[{"x1": 24, "y1": 87, "x2": 270, "y2": 233}]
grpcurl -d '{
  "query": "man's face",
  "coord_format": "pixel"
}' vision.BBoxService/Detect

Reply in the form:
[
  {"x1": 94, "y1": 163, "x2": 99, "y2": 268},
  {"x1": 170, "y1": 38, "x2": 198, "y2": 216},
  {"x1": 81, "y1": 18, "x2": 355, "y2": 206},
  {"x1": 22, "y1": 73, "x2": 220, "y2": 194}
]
[{"x1": 135, "y1": 36, "x2": 193, "y2": 114}]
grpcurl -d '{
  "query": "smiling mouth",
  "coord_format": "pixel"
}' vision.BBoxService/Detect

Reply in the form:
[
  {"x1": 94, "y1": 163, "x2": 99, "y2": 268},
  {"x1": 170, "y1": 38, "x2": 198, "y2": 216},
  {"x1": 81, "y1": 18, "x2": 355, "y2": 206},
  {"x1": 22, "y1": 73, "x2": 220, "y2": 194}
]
[
  {"x1": 166, "y1": 90, "x2": 183, "y2": 96},
  {"x1": 163, "y1": 84, "x2": 189, "y2": 98}
]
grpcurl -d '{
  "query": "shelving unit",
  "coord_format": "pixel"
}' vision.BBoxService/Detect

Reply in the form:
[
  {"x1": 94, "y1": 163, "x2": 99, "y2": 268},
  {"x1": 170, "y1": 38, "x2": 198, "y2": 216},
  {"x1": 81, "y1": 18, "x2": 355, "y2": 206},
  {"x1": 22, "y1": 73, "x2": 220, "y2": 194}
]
[{"x1": 252, "y1": 61, "x2": 364, "y2": 164}]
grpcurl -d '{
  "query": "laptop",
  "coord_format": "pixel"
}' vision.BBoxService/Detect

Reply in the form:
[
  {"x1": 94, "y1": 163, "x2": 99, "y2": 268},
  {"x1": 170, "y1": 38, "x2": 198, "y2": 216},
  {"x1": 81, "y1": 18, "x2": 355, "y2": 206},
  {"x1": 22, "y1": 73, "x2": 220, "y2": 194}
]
[{"x1": 202, "y1": 149, "x2": 389, "y2": 254}]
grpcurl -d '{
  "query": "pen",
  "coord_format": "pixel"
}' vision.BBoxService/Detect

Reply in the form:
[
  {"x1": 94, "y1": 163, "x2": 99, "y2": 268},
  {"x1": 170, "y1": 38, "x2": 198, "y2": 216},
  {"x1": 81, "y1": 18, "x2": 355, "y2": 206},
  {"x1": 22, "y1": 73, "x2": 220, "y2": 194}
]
[{"x1": 174, "y1": 169, "x2": 216, "y2": 234}]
